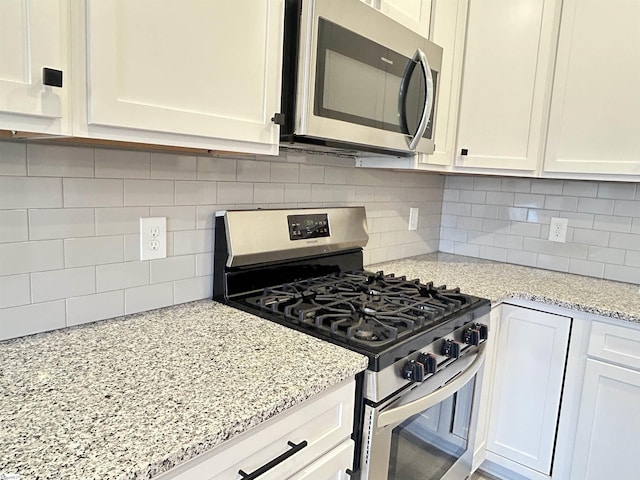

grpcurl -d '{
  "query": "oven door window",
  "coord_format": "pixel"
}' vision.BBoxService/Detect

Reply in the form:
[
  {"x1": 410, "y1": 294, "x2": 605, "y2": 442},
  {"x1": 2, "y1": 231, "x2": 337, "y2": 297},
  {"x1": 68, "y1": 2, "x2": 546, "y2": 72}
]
[
  {"x1": 314, "y1": 18, "x2": 433, "y2": 140},
  {"x1": 388, "y1": 377, "x2": 476, "y2": 480}
]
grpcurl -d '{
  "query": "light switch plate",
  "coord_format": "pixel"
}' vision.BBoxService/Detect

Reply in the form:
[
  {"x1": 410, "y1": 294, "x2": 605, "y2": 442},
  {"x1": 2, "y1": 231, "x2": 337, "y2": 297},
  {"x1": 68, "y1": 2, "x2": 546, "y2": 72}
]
[{"x1": 140, "y1": 217, "x2": 167, "y2": 260}]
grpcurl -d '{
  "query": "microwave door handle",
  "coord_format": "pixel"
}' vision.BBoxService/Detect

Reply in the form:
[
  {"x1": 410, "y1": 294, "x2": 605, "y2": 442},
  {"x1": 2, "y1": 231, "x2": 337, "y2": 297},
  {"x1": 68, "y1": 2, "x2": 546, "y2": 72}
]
[
  {"x1": 407, "y1": 48, "x2": 434, "y2": 151},
  {"x1": 376, "y1": 343, "x2": 486, "y2": 429}
]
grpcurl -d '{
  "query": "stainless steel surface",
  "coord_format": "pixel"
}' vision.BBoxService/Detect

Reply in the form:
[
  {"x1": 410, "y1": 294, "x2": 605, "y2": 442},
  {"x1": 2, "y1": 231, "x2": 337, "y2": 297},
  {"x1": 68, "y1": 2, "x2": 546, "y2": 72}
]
[
  {"x1": 378, "y1": 343, "x2": 486, "y2": 428},
  {"x1": 219, "y1": 207, "x2": 368, "y2": 267},
  {"x1": 364, "y1": 311, "x2": 489, "y2": 403},
  {"x1": 407, "y1": 48, "x2": 433, "y2": 151},
  {"x1": 294, "y1": 0, "x2": 442, "y2": 155}
]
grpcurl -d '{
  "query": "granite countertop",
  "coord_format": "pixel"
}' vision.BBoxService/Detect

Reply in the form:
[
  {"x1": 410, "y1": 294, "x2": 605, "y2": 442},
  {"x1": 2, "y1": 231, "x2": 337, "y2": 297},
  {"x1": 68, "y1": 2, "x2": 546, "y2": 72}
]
[
  {"x1": 0, "y1": 301, "x2": 368, "y2": 480},
  {"x1": 372, "y1": 252, "x2": 640, "y2": 322}
]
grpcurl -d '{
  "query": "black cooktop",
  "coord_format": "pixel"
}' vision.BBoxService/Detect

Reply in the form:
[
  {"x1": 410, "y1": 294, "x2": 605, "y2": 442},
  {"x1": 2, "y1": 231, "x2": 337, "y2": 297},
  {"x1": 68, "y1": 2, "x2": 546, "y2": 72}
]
[{"x1": 229, "y1": 270, "x2": 490, "y2": 371}]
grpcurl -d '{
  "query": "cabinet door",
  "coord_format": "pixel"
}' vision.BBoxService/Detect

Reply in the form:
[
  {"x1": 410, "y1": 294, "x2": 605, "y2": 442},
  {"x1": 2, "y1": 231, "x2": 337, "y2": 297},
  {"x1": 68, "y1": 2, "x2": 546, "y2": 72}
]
[
  {"x1": 544, "y1": 0, "x2": 640, "y2": 176},
  {"x1": 380, "y1": 0, "x2": 431, "y2": 37},
  {"x1": 454, "y1": 0, "x2": 561, "y2": 173},
  {"x1": 570, "y1": 359, "x2": 640, "y2": 479},
  {"x1": 486, "y1": 305, "x2": 571, "y2": 475},
  {"x1": 418, "y1": 0, "x2": 469, "y2": 168},
  {"x1": 0, "y1": 0, "x2": 70, "y2": 134},
  {"x1": 81, "y1": 0, "x2": 284, "y2": 154}
]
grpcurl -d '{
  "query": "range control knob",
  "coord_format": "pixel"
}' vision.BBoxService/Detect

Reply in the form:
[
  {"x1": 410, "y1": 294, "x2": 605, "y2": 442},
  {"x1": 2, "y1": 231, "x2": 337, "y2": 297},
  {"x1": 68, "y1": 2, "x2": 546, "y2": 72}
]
[
  {"x1": 464, "y1": 328, "x2": 481, "y2": 346},
  {"x1": 476, "y1": 323, "x2": 489, "y2": 340},
  {"x1": 442, "y1": 340, "x2": 461, "y2": 359},
  {"x1": 416, "y1": 353, "x2": 438, "y2": 374},
  {"x1": 402, "y1": 360, "x2": 425, "y2": 382}
]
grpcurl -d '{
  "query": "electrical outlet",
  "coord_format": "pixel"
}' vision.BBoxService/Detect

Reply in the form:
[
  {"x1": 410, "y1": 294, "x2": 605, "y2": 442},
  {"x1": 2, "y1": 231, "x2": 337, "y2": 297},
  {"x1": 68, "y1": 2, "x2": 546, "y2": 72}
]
[
  {"x1": 548, "y1": 217, "x2": 568, "y2": 243},
  {"x1": 408, "y1": 208, "x2": 419, "y2": 231},
  {"x1": 140, "y1": 217, "x2": 167, "y2": 260}
]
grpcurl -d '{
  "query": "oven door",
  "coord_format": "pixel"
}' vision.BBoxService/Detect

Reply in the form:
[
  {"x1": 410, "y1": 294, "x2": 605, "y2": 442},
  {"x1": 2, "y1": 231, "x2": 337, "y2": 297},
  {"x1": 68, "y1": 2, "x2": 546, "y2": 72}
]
[
  {"x1": 296, "y1": 0, "x2": 441, "y2": 154},
  {"x1": 360, "y1": 344, "x2": 486, "y2": 480}
]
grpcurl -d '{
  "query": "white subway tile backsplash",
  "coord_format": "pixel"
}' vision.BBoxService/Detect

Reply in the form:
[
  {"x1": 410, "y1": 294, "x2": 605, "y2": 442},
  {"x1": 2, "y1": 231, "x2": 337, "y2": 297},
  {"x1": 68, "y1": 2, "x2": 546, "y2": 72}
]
[
  {"x1": 441, "y1": 228, "x2": 468, "y2": 242},
  {"x1": 64, "y1": 178, "x2": 122, "y2": 208},
  {"x1": 500, "y1": 178, "x2": 531, "y2": 193},
  {"x1": 446, "y1": 176, "x2": 475, "y2": 190},
  {"x1": 0, "y1": 141, "x2": 26, "y2": 176},
  {"x1": 603, "y1": 264, "x2": 640, "y2": 284},
  {"x1": 299, "y1": 164, "x2": 325, "y2": 183},
  {"x1": 123, "y1": 234, "x2": 141, "y2": 262},
  {"x1": 485, "y1": 191, "x2": 515, "y2": 206},
  {"x1": 494, "y1": 233, "x2": 524, "y2": 250},
  {"x1": 310, "y1": 184, "x2": 334, "y2": 202},
  {"x1": 454, "y1": 242, "x2": 481, "y2": 257},
  {"x1": 324, "y1": 166, "x2": 348, "y2": 184},
  {"x1": 610, "y1": 232, "x2": 640, "y2": 251},
  {"x1": 479, "y1": 245, "x2": 507, "y2": 262},
  {"x1": 97, "y1": 261, "x2": 149, "y2": 292},
  {"x1": 64, "y1": 236, "x2": 123, "y2": 268},
  {"x1": 561, "y1": 211, "x2": 595, "y2": 229},
  {"x1": 284, "y1": 183, "x2": 311, "y2": 203},
  {"x1": 443, "y1": 189, "x2": 460, "y2": 202},
  {"x1": 473, "y1": 177, "x2": 501, "y2": 191},
  {"x1": 625, "y1": 251, "x2": 640, "y2": 268},
  {"x1": 28, "y1": 144, "x2": 94, "y2": 177},
  {"x1": 598, "y1": 182, "x2": 636, "y2": 200},
  {"x1": 633, "y1": 218, "x2": 640, "y2": 234},
  {"x1": 468, "y1": 231, "x2": 495, "y2": 246},
  {"x1": 151, "y1": 153, "x2": 197, "y2": 180},
  {"x1": 457, "y1": 216, "x2": 483, "y2": 231},
  {"x1": 506, "y1": 249, "x2": 537, "y2": 267},
  {"x1": 553, "y1": 242, "x2": 589, "y2": 260},
  {"x1": 197, "y1": 157, "x2": 236, "y2": 181},
  {"x1": 195, "y1": 253, "x2": 213, "y2": 277},
  {"x1": 217, "y1": 182, "x2": 253, "y2": 204},
  {"x1": 531, "y1": 179, "x2": 563, "y2": 195},
  {"x1": 0, "y1": 300, "x2": 65, "y2": 340},
  {"x1": 175, "y1": 181, "x2": 217, "y2": 205},
  {"x1": 1, "y1": 177, "x2": 63, "y2": 209},
  {"x1": 174, "y1": 275, "x2": 213, "y2": 304},
  {"x1": 514, "y1": 193, "x2": 545, "y2": 208},
  {"x1": 563, "y1": 180, "x2": 598, "y2": 198},
  {"x1": 254, "y1": 183, "x2": 285, "y2": 203},
  {"x1": 270, "y1": 162, "x2": 299, "y2": 183},
  {"x1": 29, "y1": 208, "x2": 95, "y2": 240},
  {"x1": 577, "y1": 197, "x2": 614, "y2": 215},
  {"x1": 237, "y1": 159, "x2": 271, "y2": 182},
  {"x1": 150, "y1": 255, "x2": 195, "y2": 283},
  {"x1": 95, "y1": 207, "x2": 150, "y2": 236},
  {"x1": 471, "y1": 204, "x2": 498, "y2": 219},
  {"x1": 125, "y1": 282, "x2": 173, "y2": 314},
  {"x1": 482, "y1": 219, "x2": 510, "y2": 233},
  {"x1": 0, "y1": 210, "x2": 28, "y2": 243},
  {"x1": 95, "y1": 149, "x2": 150, "y2": 178},
  {"x1": 66, "y1": 291, "x2": 124, "y2": 326},
  {"x1": 0, "y1": 240, "x2": 63, "y2": 275},
  {"x1": 150, "y1": 206, "x2": 196, "y2": 231},
  {"x1": 569, "y1": 259, "x2": 605, "y2": 278},
  {"x1": 537, "y1": 254, "x2": 570, "y2": 272},
  {"x1": 0, "y1": 275, "x2": 30, "y2": 308},
  {"x1": 173, "y1": 229, "x2": 213, "y2": 256},
  {"x1": 31, "y1": 267, "x2": 95, "y2": 303},
  {"x1": 613, "y1": 200, "x2": 640, "y2": 217},
  {"x1": 124, "y1": 179, "x2": 173, "y2": 206},
  {"x1": 459, "y1": 190, "x2": 486, "y2": 204},
  {"x1": 498, "y1": 206, "x2": 528, "y2": 222},
  {"x1": 526, "y1": 209, "x2": 559, "y2": 224},
  {"x1": 544, "y1": 195, "x2": 578, "y2": 211},
  {"x1": 572, "y1": 228, "x2": 610, "y2": 247},
  {"x1": 588, "y1": 246, "x2": 626, "y2": 265}
]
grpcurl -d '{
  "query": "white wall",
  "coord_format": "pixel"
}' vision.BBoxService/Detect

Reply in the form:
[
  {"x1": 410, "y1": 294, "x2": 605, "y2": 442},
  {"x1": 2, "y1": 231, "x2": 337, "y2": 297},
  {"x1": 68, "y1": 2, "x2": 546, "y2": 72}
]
[
  {"x1": 0, "y1": 141, "x2": 443, "y2": 340},
  {"x1": 440, "y1": 175, "x2": 640, "y2": 284}
]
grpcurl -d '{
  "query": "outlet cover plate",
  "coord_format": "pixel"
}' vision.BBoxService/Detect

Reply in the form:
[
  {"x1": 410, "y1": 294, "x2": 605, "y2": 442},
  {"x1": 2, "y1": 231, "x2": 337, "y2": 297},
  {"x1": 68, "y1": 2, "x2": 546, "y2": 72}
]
[
  {"x1": 409, "y1": 208, "x2": 419, "y2": 231},
  {"x1": 140, "y1": 217, "x2": 167, "y2": 260},
  {"x1": 548, "y1": 217, "x2": 568, "y2": 243}
]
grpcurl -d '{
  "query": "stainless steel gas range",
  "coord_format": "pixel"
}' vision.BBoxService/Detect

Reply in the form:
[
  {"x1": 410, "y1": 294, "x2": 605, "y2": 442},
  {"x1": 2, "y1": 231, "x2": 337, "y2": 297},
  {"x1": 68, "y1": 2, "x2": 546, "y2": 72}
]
[{"x1": 213, "y1": 207, "x2": 490, "y2": 480}]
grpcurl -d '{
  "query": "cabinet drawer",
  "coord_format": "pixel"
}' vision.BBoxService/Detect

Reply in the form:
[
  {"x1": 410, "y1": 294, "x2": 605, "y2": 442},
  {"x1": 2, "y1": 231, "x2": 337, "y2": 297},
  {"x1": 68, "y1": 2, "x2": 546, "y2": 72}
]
[
  {"x1": 289, "y1": 440, "x2": 355, "y2": 480},
  {"x1": 161, "y1": 379, "x2": 355, "y2": 480},
  {"x1": 589, "y1": 321, "x2": 640, "y2": 370}
]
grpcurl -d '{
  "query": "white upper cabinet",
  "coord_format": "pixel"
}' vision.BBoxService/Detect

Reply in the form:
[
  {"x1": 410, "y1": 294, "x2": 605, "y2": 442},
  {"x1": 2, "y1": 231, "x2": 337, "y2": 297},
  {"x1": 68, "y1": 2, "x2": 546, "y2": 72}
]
[
  {"x1": 379, "y1": 0, "x2": 431, "y2": 37},
  {"x1": 72, "y1": 0, "x2": 284, "y2": 155},
  {"x1": 454, "y1": 0, "x2": 561, "y2": 173},
  {"x1": 544, "y1": 0, "x2": 640, "y2": 176},
  {"x1": 0, "y1": 0, "x2": 71, "y2": 135}
]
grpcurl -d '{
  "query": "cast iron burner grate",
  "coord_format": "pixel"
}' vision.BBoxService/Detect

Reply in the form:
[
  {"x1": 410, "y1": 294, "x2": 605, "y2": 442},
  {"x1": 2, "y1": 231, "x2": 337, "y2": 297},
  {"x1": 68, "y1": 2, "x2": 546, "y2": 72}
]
[{"x1": 242, "y1": 270, "x2": 477, "y2": 348}]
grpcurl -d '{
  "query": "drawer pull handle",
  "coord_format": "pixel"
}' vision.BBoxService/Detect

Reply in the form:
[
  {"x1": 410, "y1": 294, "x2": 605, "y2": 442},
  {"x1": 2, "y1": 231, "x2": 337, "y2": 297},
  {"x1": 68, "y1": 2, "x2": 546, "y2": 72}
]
[{"x1": 237, "y1": 440, "x2": 308, "y2": 479}]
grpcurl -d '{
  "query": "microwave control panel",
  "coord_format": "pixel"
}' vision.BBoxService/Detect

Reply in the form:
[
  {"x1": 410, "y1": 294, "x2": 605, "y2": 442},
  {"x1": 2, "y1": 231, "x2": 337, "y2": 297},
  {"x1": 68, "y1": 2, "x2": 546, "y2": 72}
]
[{"x1": 287, "y1": 214, "x2": 330, "y2": 240}]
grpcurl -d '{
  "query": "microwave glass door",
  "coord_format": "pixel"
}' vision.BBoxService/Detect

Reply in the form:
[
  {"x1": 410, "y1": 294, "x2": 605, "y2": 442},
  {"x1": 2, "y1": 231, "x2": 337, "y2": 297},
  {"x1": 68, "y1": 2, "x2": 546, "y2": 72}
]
[
  {"x1": 387, "y1": 377, "x2": 475, "y2": 480},
  {"x1": 314, "y1": 18, "x2": 436, "y2": 143}
]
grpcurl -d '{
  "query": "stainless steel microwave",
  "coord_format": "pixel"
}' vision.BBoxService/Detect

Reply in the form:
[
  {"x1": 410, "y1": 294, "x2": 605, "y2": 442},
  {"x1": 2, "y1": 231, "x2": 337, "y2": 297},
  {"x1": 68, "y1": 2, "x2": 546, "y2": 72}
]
[{"x1": 279, "y1": 0, "x2": 443, "y2": 156}]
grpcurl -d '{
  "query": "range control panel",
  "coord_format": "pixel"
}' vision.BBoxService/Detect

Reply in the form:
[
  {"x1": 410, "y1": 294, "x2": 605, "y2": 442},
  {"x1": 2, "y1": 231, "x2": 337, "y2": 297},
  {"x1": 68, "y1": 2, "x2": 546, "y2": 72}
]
[{"x1": 287, "y1": 213, "x2": 330, "y2": 240}]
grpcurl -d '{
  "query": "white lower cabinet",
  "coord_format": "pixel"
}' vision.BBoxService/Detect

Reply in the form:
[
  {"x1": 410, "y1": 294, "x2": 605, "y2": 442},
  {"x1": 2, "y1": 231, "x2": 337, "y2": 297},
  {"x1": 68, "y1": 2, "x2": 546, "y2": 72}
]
[
  {"x1": 484, "y1": 304, "x2": 571, "y2": 477},
  {"x1": 568, "y1": 320, "x2": 640, "y2": 479},
  {"x1": 158, "y1": 379, "x2": 355, "y2": 480}
]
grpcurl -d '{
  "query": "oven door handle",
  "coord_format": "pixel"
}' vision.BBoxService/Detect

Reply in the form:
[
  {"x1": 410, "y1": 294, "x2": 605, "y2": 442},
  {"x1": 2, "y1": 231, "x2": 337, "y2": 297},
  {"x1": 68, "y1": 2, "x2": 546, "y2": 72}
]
[{"x1": 377, "y1": 343, "x2": 487, "y2": 429}]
